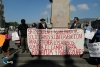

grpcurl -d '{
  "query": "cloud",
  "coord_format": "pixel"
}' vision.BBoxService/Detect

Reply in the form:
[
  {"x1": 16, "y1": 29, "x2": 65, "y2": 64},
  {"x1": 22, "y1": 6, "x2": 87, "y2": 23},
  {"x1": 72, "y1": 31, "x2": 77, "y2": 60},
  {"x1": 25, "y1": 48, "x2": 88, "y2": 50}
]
[
  {"x1": 93, "y1": 3, "x2": 98, "y2": 7},
  {"x1": 77, "y1": 4, "x2": 89, "y2": 10},
  {"x1": 70, "y1": 5, "x2": 77, "y2": 12},
  {"x1": 41, "y1": 11, "x2": 48, "y2": 15},
  {"x1": 46, "y1": 4, "x2": 51, "y2": 8}
]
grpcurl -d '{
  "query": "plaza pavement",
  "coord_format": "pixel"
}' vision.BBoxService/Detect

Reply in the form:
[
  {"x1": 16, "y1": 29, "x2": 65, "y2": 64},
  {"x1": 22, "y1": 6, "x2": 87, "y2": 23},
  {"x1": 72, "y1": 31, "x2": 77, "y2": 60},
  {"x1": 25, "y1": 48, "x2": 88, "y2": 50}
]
[{"x1": 0, "y1": 30, "x2": 97, "y2": 67}]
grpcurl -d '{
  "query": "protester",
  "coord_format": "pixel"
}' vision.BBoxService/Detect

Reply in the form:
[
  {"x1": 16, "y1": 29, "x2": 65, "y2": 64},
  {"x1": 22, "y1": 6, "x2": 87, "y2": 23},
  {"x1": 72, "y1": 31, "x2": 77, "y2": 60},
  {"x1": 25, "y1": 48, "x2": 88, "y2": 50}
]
[
  {"x1": 70, "y1": 17, "x2": 81, "y2": 29},
  {"x1": 84, "y1": 22, "x2": 93, "y2": 48},
  {"x1": 92, "y1": 27, "x2": 100, "y2": 67},
  {"x1": 2, "y1": 29, "x2": 11, "y2": 57},
  {"x1": 91, "y1": 18, "x2": 100, "y2": 42},
  {"x1": 18, "y1": 19, "x2": 29, "y2": 53},
  {"x1": 32, "y1": 23, "x2": 37, "y2": 28},
  {"x1": 87, "y1": 19, "x2": 100, "y2": 67},
  {"x1": 38, "y1": 18, "x2": 47, "y2": 29}
]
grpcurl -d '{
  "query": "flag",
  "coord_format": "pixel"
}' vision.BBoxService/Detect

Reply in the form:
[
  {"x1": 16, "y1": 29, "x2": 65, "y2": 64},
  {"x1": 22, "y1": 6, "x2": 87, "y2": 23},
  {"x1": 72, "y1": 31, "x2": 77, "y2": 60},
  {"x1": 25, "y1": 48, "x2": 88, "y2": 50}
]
[{"x1": 47, "y1": 17, "x2": 48, "y2": 23}]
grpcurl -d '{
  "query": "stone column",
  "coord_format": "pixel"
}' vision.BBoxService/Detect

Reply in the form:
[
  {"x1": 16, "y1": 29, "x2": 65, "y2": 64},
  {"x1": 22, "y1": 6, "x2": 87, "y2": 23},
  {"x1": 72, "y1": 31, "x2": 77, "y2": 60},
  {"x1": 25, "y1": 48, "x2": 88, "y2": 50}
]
[{"x1": 50, "y1": 0, "x2": 70, "y2": 28}]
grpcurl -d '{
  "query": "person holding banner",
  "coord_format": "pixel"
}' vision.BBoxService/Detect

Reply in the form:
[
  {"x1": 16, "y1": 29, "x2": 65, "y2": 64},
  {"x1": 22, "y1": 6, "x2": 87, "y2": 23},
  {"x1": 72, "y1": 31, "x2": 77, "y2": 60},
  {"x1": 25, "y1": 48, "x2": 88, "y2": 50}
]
[
  {"x1": 32, "y1": 23, "x2": 37, "y2": 28},
  {"x1": 70, "y1": 17, "x2": 81, "y2": 29},
  {"x1": 18, "y1": 19, "x2": 29, "y2": 53},
  {"x1": 38, "y1": 18, "x2": 47, "y2": 29},
  {"x1": 94, "y1": 28, "x2": 100, "y2": 67},
  {"x1": 84, "y1": 22, "x2": 93, "y2": 48},
  {"x1": 88, "y1": 26, "x2": 100, "y2": 67}
]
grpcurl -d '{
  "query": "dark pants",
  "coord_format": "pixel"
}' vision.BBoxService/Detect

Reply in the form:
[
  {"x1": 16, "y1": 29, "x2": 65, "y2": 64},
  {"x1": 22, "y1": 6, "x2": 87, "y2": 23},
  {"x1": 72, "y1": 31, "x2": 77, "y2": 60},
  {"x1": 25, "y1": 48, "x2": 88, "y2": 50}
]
[
  {"x1": 21, "y1": 37, "x2": 28, "y2": 51},
  {"x1": 2, "y1": 39, "x2": 10, "y2": 56},
  {"x1": 2, "y1": 40, "x2": 9, "y2": 52}
]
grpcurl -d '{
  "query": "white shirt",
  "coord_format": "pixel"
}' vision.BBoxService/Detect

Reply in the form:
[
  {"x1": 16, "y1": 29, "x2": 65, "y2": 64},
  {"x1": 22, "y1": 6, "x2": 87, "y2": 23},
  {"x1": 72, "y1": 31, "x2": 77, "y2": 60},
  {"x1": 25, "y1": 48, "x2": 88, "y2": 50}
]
[{"x1": 42, "y1": 23, "x2": 45, "y2": 28}]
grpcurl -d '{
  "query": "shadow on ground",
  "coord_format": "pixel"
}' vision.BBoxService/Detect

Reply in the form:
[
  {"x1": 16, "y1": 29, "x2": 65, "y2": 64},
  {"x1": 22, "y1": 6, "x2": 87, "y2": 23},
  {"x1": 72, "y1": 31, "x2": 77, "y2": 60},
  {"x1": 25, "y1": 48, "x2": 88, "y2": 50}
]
[
  {"x1": 80, "y1": 51, "x2": 98, "y2": 65},
  {"x1": 10, "y1": 48, "x2": 17, "y2": 55},
  {"x1": 3, "y1": 49, "x2": 78, "y2": 67}
]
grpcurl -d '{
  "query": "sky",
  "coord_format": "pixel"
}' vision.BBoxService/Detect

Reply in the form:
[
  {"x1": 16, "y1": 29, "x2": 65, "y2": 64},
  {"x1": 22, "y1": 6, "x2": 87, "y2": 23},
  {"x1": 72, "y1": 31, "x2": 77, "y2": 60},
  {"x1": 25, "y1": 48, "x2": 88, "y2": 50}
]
[{"x1": 2, "y1": 0, "x2": 100, "y2": 23}]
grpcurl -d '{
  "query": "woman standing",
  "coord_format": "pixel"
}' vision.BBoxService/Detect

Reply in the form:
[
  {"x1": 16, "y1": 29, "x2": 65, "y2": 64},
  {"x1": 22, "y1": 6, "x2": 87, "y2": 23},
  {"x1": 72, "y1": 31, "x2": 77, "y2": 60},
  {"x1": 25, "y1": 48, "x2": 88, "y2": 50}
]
[
  {"x1": 84, "y1": 22, "x2": 93, "y2": 48},
  {"x1": 2, "y1": 29, "x2": 11, "y2": 57}
]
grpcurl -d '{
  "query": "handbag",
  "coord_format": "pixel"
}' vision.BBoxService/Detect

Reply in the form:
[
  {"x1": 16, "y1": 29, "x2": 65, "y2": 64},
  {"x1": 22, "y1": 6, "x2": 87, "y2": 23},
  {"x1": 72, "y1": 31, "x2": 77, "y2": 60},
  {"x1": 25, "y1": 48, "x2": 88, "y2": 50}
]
[{"x1": 12, "y1": 32, "x2": 19, "y2": 41}]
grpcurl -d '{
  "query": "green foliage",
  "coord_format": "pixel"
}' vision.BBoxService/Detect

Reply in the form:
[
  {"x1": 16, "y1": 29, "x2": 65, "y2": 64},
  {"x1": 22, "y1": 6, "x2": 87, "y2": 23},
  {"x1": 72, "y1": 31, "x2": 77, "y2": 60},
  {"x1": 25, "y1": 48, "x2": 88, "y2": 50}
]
[{"x1": 8, "y1": 21, "x2": 19, "y2": 26}]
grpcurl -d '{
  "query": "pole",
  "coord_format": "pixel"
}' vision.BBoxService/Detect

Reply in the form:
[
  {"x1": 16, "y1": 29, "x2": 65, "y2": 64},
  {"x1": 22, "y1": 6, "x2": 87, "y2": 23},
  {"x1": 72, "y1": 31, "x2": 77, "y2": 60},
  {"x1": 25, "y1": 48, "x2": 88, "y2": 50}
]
[
  {"x1": 47, "y1": 17, "x2": 48, "y2": 23},
  {"x1": 15, "y1": 21, "x2": 16, "y2": 29}
]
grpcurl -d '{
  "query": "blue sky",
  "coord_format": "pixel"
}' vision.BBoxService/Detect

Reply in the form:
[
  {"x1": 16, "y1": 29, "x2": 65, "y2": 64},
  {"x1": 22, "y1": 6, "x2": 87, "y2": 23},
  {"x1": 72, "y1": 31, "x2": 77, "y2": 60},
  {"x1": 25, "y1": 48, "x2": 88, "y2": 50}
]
[{"x1": 2, "y1": 0, "x2": 100, "y2": 23}]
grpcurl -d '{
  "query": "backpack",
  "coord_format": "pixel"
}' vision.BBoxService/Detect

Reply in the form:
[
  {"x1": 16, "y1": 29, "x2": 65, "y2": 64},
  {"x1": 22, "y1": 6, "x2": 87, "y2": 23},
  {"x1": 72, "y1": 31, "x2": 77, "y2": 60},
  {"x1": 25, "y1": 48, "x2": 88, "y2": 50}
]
[{"x1": 6, "y1": 33, "x2": 11, "y2": 40}]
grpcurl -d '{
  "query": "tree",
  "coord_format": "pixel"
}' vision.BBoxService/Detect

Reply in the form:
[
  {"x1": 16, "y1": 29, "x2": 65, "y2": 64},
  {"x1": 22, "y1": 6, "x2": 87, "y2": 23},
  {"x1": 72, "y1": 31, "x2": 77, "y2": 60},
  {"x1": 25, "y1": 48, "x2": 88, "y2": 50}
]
[{"x1": 9, "y1": 21, "x2": 19, "y2": 26}]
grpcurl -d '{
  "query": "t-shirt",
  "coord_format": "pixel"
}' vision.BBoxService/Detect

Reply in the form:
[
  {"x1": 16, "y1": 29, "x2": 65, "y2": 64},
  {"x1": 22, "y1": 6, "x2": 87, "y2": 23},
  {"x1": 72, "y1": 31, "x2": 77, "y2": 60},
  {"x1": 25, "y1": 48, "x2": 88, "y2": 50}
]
[
  {"x1": 84, "y1": 26, "x2": 93, "y2": 31},
  {"x1": 18, "y1": 24, "x2": 28, "y2": 37},
  {"x1": 96, "y1": 29, "x2": 100, "y2": 38}
]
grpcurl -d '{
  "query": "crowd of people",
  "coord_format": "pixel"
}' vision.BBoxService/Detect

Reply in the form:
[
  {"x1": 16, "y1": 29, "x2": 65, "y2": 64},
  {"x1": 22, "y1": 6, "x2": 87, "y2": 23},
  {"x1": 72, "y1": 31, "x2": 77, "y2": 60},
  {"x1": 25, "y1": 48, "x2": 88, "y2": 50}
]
[
  {"x1": 0, "y1": 18, "x2": 48, "y2": 56},
  {"x1": 70, "y1": 17, "x2": 100, "y2": 67},
  {"x1": 0, "y1": 17, "x2": 100, "y2": 67}
]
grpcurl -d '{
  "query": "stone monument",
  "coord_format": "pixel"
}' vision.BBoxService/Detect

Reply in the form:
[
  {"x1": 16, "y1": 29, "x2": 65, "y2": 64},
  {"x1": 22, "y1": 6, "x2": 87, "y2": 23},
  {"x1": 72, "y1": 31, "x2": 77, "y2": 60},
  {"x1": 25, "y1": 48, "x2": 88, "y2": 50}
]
[{"x1": 49, "y1": 0, "x2": 70, "y2": 28}]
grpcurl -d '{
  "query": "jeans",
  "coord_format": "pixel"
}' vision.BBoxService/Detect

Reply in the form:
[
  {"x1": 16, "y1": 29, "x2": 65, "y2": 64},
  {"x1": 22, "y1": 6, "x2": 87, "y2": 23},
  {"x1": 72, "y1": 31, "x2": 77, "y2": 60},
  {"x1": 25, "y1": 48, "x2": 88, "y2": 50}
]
[{"x1": 84, "y1": 38, "x2": 89, "y2": 46}]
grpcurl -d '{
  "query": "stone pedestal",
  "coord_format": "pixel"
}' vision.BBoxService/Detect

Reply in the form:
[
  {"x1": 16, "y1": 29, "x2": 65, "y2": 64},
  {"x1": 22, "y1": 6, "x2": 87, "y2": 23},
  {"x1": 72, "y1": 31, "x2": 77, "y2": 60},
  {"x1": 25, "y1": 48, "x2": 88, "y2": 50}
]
[{"x1": 50, "y1": 0, "x2": 70, "y2": 28}]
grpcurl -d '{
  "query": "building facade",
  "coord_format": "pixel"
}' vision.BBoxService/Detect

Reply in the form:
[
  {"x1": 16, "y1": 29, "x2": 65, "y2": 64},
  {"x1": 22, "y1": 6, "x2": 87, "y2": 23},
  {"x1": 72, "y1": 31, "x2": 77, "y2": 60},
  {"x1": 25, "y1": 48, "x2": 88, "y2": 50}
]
[{"x1": 0, "y1": 0, "x2": 5, "y2": 28}]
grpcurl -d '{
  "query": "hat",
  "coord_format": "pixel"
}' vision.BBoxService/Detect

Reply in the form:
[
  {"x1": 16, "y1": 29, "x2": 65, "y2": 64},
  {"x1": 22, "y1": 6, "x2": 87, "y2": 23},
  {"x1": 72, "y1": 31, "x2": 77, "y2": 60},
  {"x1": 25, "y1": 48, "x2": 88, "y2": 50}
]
[
  {"x1": 40, "y1": 18, "x2": 45, "y2": 21},
  {"x1": 96, "y1": 17, "x2": 100, "y2": 20}
]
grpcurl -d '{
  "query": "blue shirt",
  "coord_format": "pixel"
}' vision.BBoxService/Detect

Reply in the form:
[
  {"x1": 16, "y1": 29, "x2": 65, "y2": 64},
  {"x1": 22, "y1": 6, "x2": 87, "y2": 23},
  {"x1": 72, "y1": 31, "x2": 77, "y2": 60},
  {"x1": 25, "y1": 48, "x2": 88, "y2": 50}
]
[
  {"x1": 96, "y1": 29, "x2": 100, "y2": 38},
  {"x1": 84, "y1": 26, "x2": 93, "y2": 31}
]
